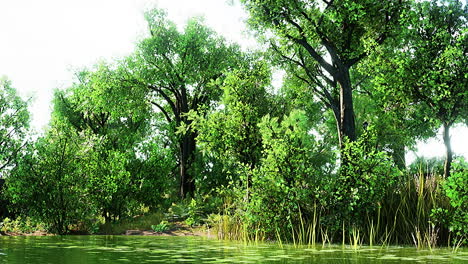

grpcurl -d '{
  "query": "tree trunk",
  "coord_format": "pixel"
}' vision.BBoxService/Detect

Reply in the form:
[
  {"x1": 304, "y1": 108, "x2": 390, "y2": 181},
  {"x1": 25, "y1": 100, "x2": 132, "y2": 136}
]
[
  {"x1": 443, "y1": 123, "x2": 452, "y2": 178},
  {"x1": 338, "y1": 67, "x2": 357, "y2": 145},
  {"x1": 179, "y1": 131, "x2": 196, "y2": 199},
  {"x1": 331, "y1": 67, "x2": 357, "y2": 149},
  {"x1": 330, "y1": 67, "x2": 357, "y2": 174},
  {"x1": 0, "y1": 179, "x2": 8, "y2": 219}
]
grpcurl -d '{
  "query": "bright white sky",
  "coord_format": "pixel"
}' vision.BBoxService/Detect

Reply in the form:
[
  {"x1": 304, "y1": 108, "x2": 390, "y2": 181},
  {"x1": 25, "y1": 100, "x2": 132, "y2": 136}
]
[{"x1": 0, "y1": 0, "x2": 466, "y2": 164}]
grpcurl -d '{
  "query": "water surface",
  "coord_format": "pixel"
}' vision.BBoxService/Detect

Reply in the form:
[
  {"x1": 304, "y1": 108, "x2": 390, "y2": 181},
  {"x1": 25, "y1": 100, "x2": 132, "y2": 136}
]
[{"x1": 0, "y1": 236, "x2": 466, "y2": 263}]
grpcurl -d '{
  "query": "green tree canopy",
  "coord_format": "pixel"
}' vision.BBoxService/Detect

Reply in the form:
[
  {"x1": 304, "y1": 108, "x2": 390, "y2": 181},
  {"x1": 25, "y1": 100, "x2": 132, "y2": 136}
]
[
  {"x1": 240, "y1": 0, "x2": 407, "y2": 147},
  {"x1": 5, "y1": 122, "x2": 94, "y2": 234},
  {"x1": 0, "y1": 78, "x2": 30, "y2": 177},
  {"x1": 128, "y1": 9, "x2": 244, "y2": 198},
  {"x1": 371, "y1": 0, "x2": 468, "y2": 177}
]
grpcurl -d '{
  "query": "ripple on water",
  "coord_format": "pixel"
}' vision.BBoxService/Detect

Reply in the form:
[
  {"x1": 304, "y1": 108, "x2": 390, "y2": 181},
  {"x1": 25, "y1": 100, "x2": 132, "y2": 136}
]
[{"x1": 0, "y1": 236, "x2": 467, "y2": 264}]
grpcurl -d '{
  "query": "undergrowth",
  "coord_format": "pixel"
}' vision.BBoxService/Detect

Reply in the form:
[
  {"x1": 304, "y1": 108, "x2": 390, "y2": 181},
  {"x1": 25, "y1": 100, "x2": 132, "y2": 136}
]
[{"x1": 207, "y1": 169, "x2": 466, "y2": 249}]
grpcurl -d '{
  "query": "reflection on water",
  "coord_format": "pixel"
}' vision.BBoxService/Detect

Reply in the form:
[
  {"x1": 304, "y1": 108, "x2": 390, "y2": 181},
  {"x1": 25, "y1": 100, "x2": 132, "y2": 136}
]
[{"x1": 0, "y1": 235, "x2": 467, "y2": 263}]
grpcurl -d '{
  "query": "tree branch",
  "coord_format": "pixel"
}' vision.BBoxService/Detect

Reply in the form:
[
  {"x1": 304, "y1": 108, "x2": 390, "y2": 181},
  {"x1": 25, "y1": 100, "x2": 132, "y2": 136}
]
[
  {"x1": 149, "y1": 85, "x2": 180, "y2": 123},
  {"x1": 151, "y1": 101, "x2": 173, "y2": 123}
]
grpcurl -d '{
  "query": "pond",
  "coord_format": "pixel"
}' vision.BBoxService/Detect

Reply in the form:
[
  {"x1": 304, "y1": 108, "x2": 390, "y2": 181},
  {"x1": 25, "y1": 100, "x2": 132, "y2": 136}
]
[{"x1": 0, "y1": 236, "x2": 467, "y2": 263}]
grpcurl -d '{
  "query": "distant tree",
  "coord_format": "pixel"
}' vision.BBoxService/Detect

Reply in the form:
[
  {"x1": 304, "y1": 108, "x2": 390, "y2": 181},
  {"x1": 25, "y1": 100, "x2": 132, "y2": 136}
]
[
  {"x1": 350, "y1": 82, "x2": 436, "y2": 169},
  {"x1": 371, "y1": 0, "x2": 468, "y2": 177},
  {"x1": 127, "y1": 9, "x2": 242, "y2": 198},
  {"x1": 0, "y1": 78, "x2": 29, "y2": 177}
]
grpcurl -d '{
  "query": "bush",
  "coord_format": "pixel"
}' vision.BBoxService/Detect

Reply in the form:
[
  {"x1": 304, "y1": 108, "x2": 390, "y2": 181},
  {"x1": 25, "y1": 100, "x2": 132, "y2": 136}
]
[
  {"x1": 331, "y1": 126, "x2": 401, "y2": 230},
  {"x1": 238, "y1": 110, "x2": 324, "y2": 240},
  {"x1": 444, "y1": 158, "x2": 468, "y2": 239},
  {"x1": 98, "y1": 211, "x2": 165, "y2": 234},
  {"x1": 409, "y1": 157, "x2": 445, "y2": 177},
  {"x1": 0, "y1": 216, "x2": 45, "y2": 234}
]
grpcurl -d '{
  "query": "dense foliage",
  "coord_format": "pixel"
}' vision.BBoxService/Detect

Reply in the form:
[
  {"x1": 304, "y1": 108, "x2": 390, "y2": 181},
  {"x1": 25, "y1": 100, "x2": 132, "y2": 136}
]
[
  {"x1": 444, "y1": 158, "x2": 468, "y2": 238},
  {"x1": 369, "y1": 0, "x2": 468, "y2": 178},
  {"x1": 0, "y1": 0, "x2": 466, "y2": 246},
  {"x1": 0, "y1": 78, "x2": 29, "y2": 176},
  {"x1": 5, "y1": 124, "x2": 93, "y2": 234}
]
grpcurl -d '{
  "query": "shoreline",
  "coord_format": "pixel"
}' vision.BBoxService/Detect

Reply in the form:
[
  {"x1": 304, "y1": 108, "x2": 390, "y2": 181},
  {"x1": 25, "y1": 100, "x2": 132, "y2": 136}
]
[{"x1": 0, "y1": 224, "x2": 214, "y2": 238}]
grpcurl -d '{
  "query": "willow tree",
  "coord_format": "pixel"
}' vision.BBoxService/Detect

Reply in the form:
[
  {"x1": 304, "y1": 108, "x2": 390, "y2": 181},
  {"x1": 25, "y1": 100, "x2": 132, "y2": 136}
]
[
  {"x1": 240, "y1": 0, "x2": 407, "y2": 148},
  {"x1": 131, "y1": 9, "x2": 242, "y2": 198}
]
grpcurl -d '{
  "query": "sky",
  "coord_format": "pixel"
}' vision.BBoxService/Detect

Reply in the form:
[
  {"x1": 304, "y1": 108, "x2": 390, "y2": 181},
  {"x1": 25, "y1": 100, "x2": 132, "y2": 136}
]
[{"x1": 0, "y1": 0, "x2": 466, "y2": 164}]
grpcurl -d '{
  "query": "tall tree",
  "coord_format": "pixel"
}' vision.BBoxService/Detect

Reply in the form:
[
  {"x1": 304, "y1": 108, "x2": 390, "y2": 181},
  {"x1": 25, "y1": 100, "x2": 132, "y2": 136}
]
[
  {"x1": 53, "y1": 68, "x2": 149, "y2": 152},
  {"x1": 240, "y1": 0, "x2": 407, "y2": 148},
  {"x1": 0, "y1": 78, "x2": 29, "y2": 177},
  {"x1": 372, "y1": 0, "x2": 467, "y2": 177},
  {"x1": 129, "y1": 9, "x2": 242, "y2": 198}
]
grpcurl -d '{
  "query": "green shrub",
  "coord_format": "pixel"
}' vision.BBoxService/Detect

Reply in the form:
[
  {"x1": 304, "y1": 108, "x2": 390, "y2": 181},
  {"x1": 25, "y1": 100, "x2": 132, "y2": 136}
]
[
  {"x1": 332, "y1": 127, "x2": 401, "y2": 231},
  {"x1": 444, "y1": 158, "x2": 468, "y2": 239},
  {"x1": 238, "y1": 110, "x2": 324, "y2": 240},
  {"x1": 0, "y1": 216, "x2": 45, "y2": 234},
  {"x1": 4, "y1": 127, "x2": 96, "y2": 235},
  {"x1": 167, "y1": 197, "x2": 211, "y2": 226},
  {"x1": 409, "y1": 157, "x2": 445, "y2": 177},
  {"x1": 98, "y1": 211, "x2": 165, "y2": 234}
]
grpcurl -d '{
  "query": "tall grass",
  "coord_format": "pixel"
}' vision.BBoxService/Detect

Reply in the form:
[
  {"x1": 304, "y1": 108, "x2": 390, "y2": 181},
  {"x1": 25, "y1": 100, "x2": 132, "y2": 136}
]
[
  {"x1": 376, "y1": 170, "x2": 449, "y2": 247},
  {"x1": 207, "y1": 213, "x2": 251, "y2": 241}
]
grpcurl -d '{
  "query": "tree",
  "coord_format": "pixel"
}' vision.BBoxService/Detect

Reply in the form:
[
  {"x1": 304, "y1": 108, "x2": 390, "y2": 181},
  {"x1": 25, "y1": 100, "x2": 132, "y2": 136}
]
[
  {"x1": 129, "y1": 9, "x2": 242, "y2": 198},
  {"x1": 187, "y1": 59, "x2": 284, "y2": 198},
  {"x1": 351, "y1": 86, "x2": 436, "y2": 169},
  {"x1": 52, "y1": 69, "x2": 155, "y2": 222},
  {"x1": 372, "y1": 0, "x2": 467, "y2": 177},
  {"x1": 5, "y1": 122, "x2": 94, "y2": 234},
  {"x1": 53, "y1": 68, "x2": 149, "y2": 151},
  {"x1": 0, "y1": 78, "x2": 30, "y2": 177},
  {"x1": 240, "y1": 0, "x2": 407, "y2": 148}
]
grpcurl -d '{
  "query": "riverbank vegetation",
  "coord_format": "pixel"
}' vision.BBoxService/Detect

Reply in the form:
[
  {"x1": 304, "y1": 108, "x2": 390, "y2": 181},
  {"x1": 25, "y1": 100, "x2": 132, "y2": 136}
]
[{"x1": 0, "y1": 0, "x2": 467, "y2": 248}]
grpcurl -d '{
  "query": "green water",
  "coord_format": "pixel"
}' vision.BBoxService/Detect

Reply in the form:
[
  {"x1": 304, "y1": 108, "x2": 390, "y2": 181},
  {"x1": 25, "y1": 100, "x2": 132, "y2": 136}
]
[{"x1": 0, "y1": 236, "x2": 466, "y2": 263}]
